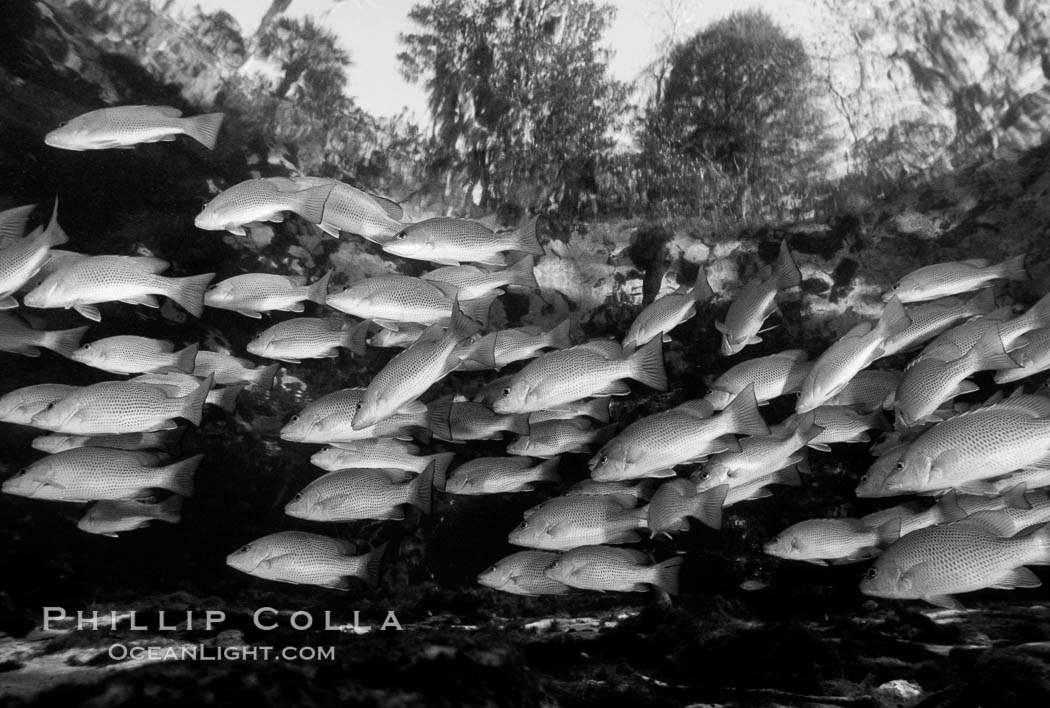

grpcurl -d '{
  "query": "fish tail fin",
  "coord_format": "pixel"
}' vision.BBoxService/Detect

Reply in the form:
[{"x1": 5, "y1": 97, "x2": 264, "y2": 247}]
[
  {"x1": 174, "y1": 342, "x2": 199, "y2": 374},
  {"x1": 307, "y1": 270, "x2": 333, "y2": 305},
  {"x1": 875, "y1": 518, "x2": 902, "y2": 547},
  {"x1": 967, "y1": 329, "x2": 1018, "y2": 371},
  {"x1": 722, "y1": 383, "x2": 770, "y2": 437},
  {"x1": 357, "y1": 542, "x2": 387, "y2": 586},
  {"x1": 997, "y1": 253, "x2": 1028, "y2": 282},
  {"x1": 650, "y1": 555, "x2": 685, "y2": 595},
  {"x1": 627, "y1": 335, "x2": 668, "y2": 391},
  {"x1": 43, "y1": 198, "x2": 68, "y2": 247},
  {"x1": 0, "y1": 203, "x2": 35, "y2": 246},
  {"x1": 168, "y1": 273, "x2": 215, "y2": 318},
  {"x1": 466, "y1": 335, "x2": 497, "y2": 370},
  {"x1": 505, "y1": 414, "x2": 530, "y2": 436},
  {"x1": 593, "y1": 422, "x2": 620, "y2": 448},
  {"x1": 254, "y1": 363, "x2": 280, "y2": 391},
  {"x1": 160, "y1": 453, "x2": 203, "y2": 498},
  {"x1": 692, "y1": 267, "x2": 714, "y2": 301},
  {"x1": 182, "y1": 112, "x2": 224, "y2": 150},
  {"x1": 457, "y1": 295, "x2": 496, "y2": 331},
  {"x1": 180, "y1": 373, "x2": 213, "y2": 426},
  {"x1": 426, "y1": 395, "x2": 454, "y2": 442},
  {"x1": 295, "y1": 185, "x2": 335, "y2": 224},
  {"x1": 534, "y1": 456, "x2": 561, "y2": 483},
  {"x1": 968, "y1": 287, "x2": 997, "y2": 315},
  {"x1": 429, "y1": 452, "x2": 456, "y2": 492},
  {"x1": 505, "y1": 255, "x2": 538, "y2": 289},
  {"x1": 583, "y1": 396, "x2": 612, "y2": 423},
  {"x1": 1021, "y1": 291, "x2": 1050, "y2": 332},
  {"x1": 876, "y1": 296, "x2": 912, "y2": 340},
  {"x1": 774, "y1": 240, "x2": 802, "y2": 289},
  {"x1": 545, "y1": 318, "x2": 574, "y2": 350},
  {"x1": 156, "y1": 494, "x2": 184, "y2": 524},
  {"x1": 410, "y1": 460, "x2": 436, "y2": 514},
  {"x1": 208, "y1": 383, "x2": 245, "y2": 413},
  {"x1": 513, "y1": 215, "x2": 544, "y2": 256},
  {"x1": 696, "y1": 484, "x2": 728, "y2": 529},
  {"x1": 342, "y1": 319, "x2": 370, "y2": 357},
  {"x1": 46, "y1": 325, "x2": 89, "y2": 358},
  {"x1": 866, "y1": 409, "x2": 893, "y2": 432}
]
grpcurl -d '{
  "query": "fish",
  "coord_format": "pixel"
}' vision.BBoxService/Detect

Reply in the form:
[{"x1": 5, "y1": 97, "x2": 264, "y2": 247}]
[
  {"x1": 70, "y1": 336, "x2": 199, "y2": 375},
  {"x1": 694, "y1": 412, "x2": 820, "y2": 491},
  {"x1": 455, "y1": 319, "x2": 573, "y2": 372},
  {"x1": 894, "y1": 329, "x2": 1018, "y2": 427},
  {"x1": 914, "y1": 307, "x2": 1021, "y2": 365},
  {"x1": 19, "y1": 249, "x2": 90, "y2": 292},
  {"x1": 507, "y1": 419, "x2": 615, "y2": 458},
  {"x1": 565, "y1": 479, "x2": 657, "y2": 500},
  {"x1": 2, "y1": 448, "x2": 202, "y2": 501},
  {"x1": 280, "y1": 388, "x2": 428, "y2": 444},
  {"x1": 31, "y1": 429, "x2": 184, "y2": 454},
  {"x1": 310, "y1": 441, "x2": 454, "y2": 479},
  {"x1": 722, "y1": 465, "x2": 803, "y2": 506},
  {"x1": 0, "y1": 312, "x2": 88, "y2": 358},
  {"x1": 128, "y1": 371, "x2": 240, "y2": 413},
  {"x1": 543, "y1": 545, "x2": 683, "y2": 594},
  {"x1": 354, "y1": 305, "x2": 482, "y2": 430},
  {"x1": 0, "y1": 383, "x2": 79, "y2": 425},
  {"x1": 996, "y1": 327, "x2": 1050, "y2": 384},
  {"x1": 491, "y1": 337, "x2": 668, "y2": 415},
  {"x1": 192, "y1": 351, "x2": 279, "y2": 389},
  {"x1": 773, "y1": 406, "x2": 890, "y2": 451},
  {"x1": 284, "y1": 462, "x2": 435, "y2": 521},
  {"x1": 859, "y1": 513, "x2": 1050, "y2": 609},
  {"x1": 77, "y1": 496, "x2": 184, "y2": 537},
  {"x1": 23, "y1": 254, "x2": 215, "y2": 321},
  {"x1": 716, "y1": 240, "x2": 801, "y2": 355},
  {"x1": 366, "y1": 324, "x2": 429, "y2": 349},
  {"x1": 703, "y1": 350, "x2": 811, "y2": 410},
  {"x1": 879, "y1": 289, "x2": 998, "y2": 358},
  {"x1": 478, "y1": 551, "x2": 573, "y2": 595},
  {"x1": 529, "y1": 397, "x2": 612, "y2": 425},
  {"x1": 622, "y1": 267, "x2": 713, "y2": 349},
  {"x1": 796, "y1": 297, "x2": 911, "y2": 413},
  {"x1": 284, "y1": 178, "x2": 403, "y2": 243},
  {"x1": 0, "y1": 201, "x2": 67, "y2": 309},
  {"x1": 326, "y1": 275, "x2": 495, "y2": 330},
  {"x1": 246, "y1": 316, "x2": 367, "y2": 363},
  {"x1": 204, "y1": 271, "x2": 331, "y2": 318},
  {"x1": 422, "y1": 256, "x2": 539, "y2": 302},
  {"x1": 508, "y1": 495, "x2": 649, "y2": 550},
  {"x1": 763, "y1": 517, "x2": 901, "y2": 565},
  {"x1": 45, "y1": 105, "x2": 224, "y2": 150},
  {"x1": 195, "y1": 179, "x2": 333, "y2": 235},
  {"x1": 883, "y1": 254, "x2": 1027, "y2": 303},
  {"x1": 881, "y1": 395, "x2": 1050, "y2": 495},
  {"x1": 589, "y1": 385, "x2": 768, "y2": 482},
  {"x1": 382, "y1": 215, "x2": 544, "y2": 266},
  {"x1": 443, "y1": 456, "x2": 560, "y2": 494},
  {"x1": 822, "y1": 369, "x2": 902, "y2": 412},
  {"x1": 647, "y1": 479, "x2": 728, "y2": 534},
  {"x1": 226, "y1": 532, "x2": 386, "y2": 590},
  {"x1": 0, "y1": 203, "x2": 36, "y2": 248},
  {"x1": 426, "y1": 396, "x2": 528, "y2": 442},
  {"x1": 30, "y1": 375, "x2": 212, "y2": 434}
]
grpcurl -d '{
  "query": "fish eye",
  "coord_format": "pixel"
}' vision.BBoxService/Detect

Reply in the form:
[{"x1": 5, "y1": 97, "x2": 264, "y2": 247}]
[
  {"x1": 341, "y1": 285, "x2": 350, "y2": 292},
  {"x1": 518, "y1": 521, "x2": 529, "y2": 530},
  {"x1": 290, "y1": 415, "x2": 299, "y2": 423},
  {"x1": 501, "y1": 388, "x2": 511, "y2": 397},
  {"x1": 485, "y1": 565, "x2": 496, "y2": 573},
  {"x1": 320, "y1": 447, "x2": 330, "y2": 453},
  {"x1": 293, "y1": 493, "x2": 303, "y2": 502},
  {"x1": 598, "y1": 454, "x2": 608, "y2": 464},
  {"x1": 549, "y1": 561, "x2": 559, "y2": 569},
  {"x1": 700, "y1": 472, "x2": 710, "y2": 481},
  {"x1": 356, "y1": 402, "x2": 363, "y2": 410},
  {"x1": 44, "y1": 402, "x2": 55, "y2": 411},
  {"x1": 771, "y1": 537, "x2": 779, "y2": 544},
  {"x1": 239, "y1": 544, "x2": 250, "y2": 553},
  {"x1": 16, "y1": 468, "x2": 27, "y2": 477},
  {"x1": 865, "y1": 567, "x2": 879, "y2": 580},
  {"x1": 894, "y1": 462, "x2": 904, "y2": 472},
  {"x1": 206, "y1": 284, "x2": 217, "y2": 291},
  {"x1": 860, "y1": 475, "x2": 868, "y2": 483},
  {"x1": 396, "y1": 232, "x2": 407, "y2": 240}
]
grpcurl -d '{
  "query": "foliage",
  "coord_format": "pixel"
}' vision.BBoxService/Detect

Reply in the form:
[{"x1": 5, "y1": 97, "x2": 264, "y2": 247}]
[{"x1": 398, "y1": 0, "x2": 628, "y2": 216}]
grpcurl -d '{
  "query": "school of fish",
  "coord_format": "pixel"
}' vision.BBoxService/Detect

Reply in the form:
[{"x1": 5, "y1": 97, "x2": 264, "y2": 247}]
[{"x1": 3, "y1": 103, "x2": 1050, "y2": 608}]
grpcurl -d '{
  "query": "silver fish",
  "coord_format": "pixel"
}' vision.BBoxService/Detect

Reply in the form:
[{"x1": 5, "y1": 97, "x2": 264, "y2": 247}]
[
  {"x1": 883, "y1": 254, "x2": 1027, "y2": 303},
  {"x1": 0, "y1": 201, "x2": 67, "y2": 308},
  {"x1": 478, "y1": 551, "x2": 572, "y2": 596},
  {"x1": 422, "y1": 255, "x2": 538, "y2": 300},
  {"x1": 45, "y1": 105, "x2": 224, "y2": 150},
  {"x1": 623, "y1": 267, "x2": 712, "y2": 349},
  {"x1": 192, "y1": 351, "x2": 279, "y2": 389},
  {"x1": 0, "y1": 383, "x2": 79, "y2": 425},
  {"x1": 285, "y1": 463, "x2": 435, "y2": 521},
  {"x1": 204, "y1": 271, "x2": 331, "y2": 318},
  {"x1": 507, "y1": 419, "x2": 616, "y2": 458},
  {"x1": 773, "y1": 406, "x2": 889, "y2": 451},
  {"x1": 880, "y1": 289, "x2": 997, "y2": 358},
  {"x1": 716, "y1": 240, "x2": 801, "y2": 355},
  {"x1": 822, "y1": 369, "x2": 902, "y2": 411},
  {"x1": 280, "y1": 388, "x2": 427, "y2": 444},
  {"x1": 444, "y1": 457, "x2": 560, "y2": 494},
  {"x1": 694, "y1": 413, "x2": 819, "y2": 491},
  {"x1": 23, "y1": 254, "x2": 215, "y2": 321},
  {"x1": 996, "y1": 326, "x2": 1050, "y2": 384},
  {"x1": 226, "y1": 532, "x2": 385, "y2": 590},
  {"x1": 383, "y1": 215, "x2": 544, "y2": 266},
  {"x1": 78, "y1": 496, "x2": 183, "y2": 537},
  {"x1": 764, "y1": 517, "x2": 901, "y2": 565},
  {"x1": 914, "y1": 307, "x2": 1020, "y2": 365},
  {"x1": 704, "y1": 349, "x2": 811, "y2": 410},
  {"x1": 195, "y1": 178, "x2": 333, "y2": 235},
  {"x1": 71, "y1": 336, "x2": 199, "y2": 375},
  {"x1": 426, "y1": 396, "x2": 528, "y2": 442},
  {"x1": 311, "y1": 441, "x2": 453, "y2": 478},
  {"x1": 246, "y1": 316, "x2": 367, "y2": 363},
  {"x1": 2, "y1": 448, "x2": 202, "y2": 501},
  {"x1": 796, "y1": 297, "x2": 911, "y2": 413},
  {"x1": 326, "y1": 275, "x2": 495, "y2": 330},
  {"x1": 284, "y1": 178, "x2": 402, "y2": 243},
  {"x1": 0, "y1": 312, "x2": 87, "y2": 358},
  {"x1": 455, "y1": 319, "x2": 573, "y2": 372},
  {"x1": 860, "y1": 513, "x2": 1050, "y2": 608},
  {"x1": 508, "y1": 495, "x2": 648, "y2": 550},
  {"x1": 543, "y1": 545, "x2": 683, "y2": 594},
  {"x1": 646, "y1": 479, "x2": 728, "y2": 534},
  {"x1": 491, "y1": 337, "x2": 667, "y2": 415}
]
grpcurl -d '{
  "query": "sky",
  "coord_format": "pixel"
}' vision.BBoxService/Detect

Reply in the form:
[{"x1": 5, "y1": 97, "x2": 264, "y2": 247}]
[{"x1": 171, "y1": 0, "x2": 798, "y2": 123}]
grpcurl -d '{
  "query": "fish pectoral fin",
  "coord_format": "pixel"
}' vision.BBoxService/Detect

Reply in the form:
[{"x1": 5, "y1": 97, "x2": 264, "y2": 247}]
[
  {"x1": 317, "y1": 223, "x2": 341, "y2": 238},
  {"x1": 592, "y1": 381, "x2": 631, "y2": 397},
  {"x1": 227, "y1": 226, "x2": 247, "y2": 236},
  {"x1": 832, "y1": 547, "x2": 882, "y2": 564},
  {"x1": 0, "y1": 295, "x2": 18, "y2": 309},
  {"x1": 279, "y1": 357, "x2": 302, "y2": 364},
  {"x1": 808, "y1": 442, "x2": 832, "y2": 452},
  {"x1": 714, "y1": 320, "x2": 728, "y2": 334},
  {"x1": 648, "y1": 468, "x2": 678, "y2": 478},
  {"x1": 955, "y1": 481, "x2": 1001, "y2": 496},
  {"x1": 661, "y1": 334, "x2": 672, "y2": 343},
  {"x1": 801, "y1": 558, "x2": 829, "y2": 566},
  {"x1": 990, "y1": 567, "x2": 1042, "y2": 590},
  {"x1": 924, "y1": 594, "x2": 964, "y2": 610},
  {"x1": 120, "y1": 295, "x2": 160, "y2": 308},
  {"x1": 373, "y1": 319, "x2": 401, "y2": 331},
  {"x1": 747, "y1": 335, "x2": 763, "y2": 344},
  {"x1": 74, "y1": 304, "x2": 102, "y2": 321},
  {"x1": 236, "y1": 310, "x2": 264, "y2": 318}
]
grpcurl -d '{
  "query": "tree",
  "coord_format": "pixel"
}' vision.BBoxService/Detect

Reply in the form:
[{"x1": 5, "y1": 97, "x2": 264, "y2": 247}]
[{"x1": 398, "y1": 0, "x2": 628, "y2": 214}]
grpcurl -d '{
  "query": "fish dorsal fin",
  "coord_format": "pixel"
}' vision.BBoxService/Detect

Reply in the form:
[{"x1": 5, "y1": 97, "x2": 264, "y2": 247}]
[
  {"x1": 771, "y1": 349, "x2": 808, "y2": 363},
  {"x1": 367, "y1": 193, "x2": 404, "y2": 221},
  {"x1": 844, "y1": 322, "x2": 874, "y2": 338},
  {"x1": 960, "y1": 258, "x2": 991, "y2": 268},
  {"x1": 956, "y1": 510, "x2": 1017, "y2": 537},
  {"x1": 155, "y1": 106, "x2": 183, "y2": 118},
  {"x1": 575, "y1": 339, "x2": 623, "y2": 359}
]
